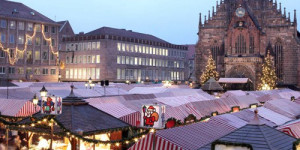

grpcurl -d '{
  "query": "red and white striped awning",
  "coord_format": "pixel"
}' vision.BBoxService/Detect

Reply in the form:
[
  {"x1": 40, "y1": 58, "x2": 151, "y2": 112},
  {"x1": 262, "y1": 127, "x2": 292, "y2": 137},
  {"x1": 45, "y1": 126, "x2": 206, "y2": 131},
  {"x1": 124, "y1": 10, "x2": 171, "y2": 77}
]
[
  {"x1": 277, "y1": 119, "x2": 300, "y2": 138},
  {"x1": 119, "y1": 111, "x2": 141, "y2": 126},
  {"x1": 128, "y1": 133, "x2": 183, "y2": 150},
  {"x1": 0, "y1": 99, "x2": 40, "y2": 117}
]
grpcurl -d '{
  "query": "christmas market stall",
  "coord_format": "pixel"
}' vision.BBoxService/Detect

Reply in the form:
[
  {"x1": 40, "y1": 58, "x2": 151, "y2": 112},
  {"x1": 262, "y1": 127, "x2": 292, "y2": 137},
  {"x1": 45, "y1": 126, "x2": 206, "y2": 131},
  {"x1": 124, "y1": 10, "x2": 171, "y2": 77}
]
[
  {"x1": 201, "y1": 78, "x2": 224, "y2": 95},
  {"x1": 277, "y1": 119, "x2": 300, "y2": 139},
  {"x1": 0, "y1": 85, "x2": 150, "y2": 150}
]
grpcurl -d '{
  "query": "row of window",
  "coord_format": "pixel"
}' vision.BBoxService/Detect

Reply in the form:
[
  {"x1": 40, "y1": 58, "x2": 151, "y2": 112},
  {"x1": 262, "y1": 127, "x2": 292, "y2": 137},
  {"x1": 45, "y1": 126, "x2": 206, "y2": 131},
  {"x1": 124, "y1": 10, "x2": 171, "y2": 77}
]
[
  {"x1": 117, "y1": 43, "x2": 187, "y2": 58},
  {"x1": 0, "y1": 33, "x2": 55, "y2": 46},
  {"x1": 65, "y1": 68, "x2": 100, "y2": 80},
  {"x1": 0, "y1": 20, "x2": 56, "y2": 33},
  {"x1": 66, "y1": 42, "x2": 101, "y2": 51},
  {"x1": 0, "y1": 67, "x2": 56, "y2": 75},
  {"x1": 117, "y1": 68, "x2": 185, "y2": 81},
  {"x1": 1, "y1": 49, "x2": 55, "y2": 61},
  {"x1": 66, "y1": 55, "x2": 101, "y2": 64},
  {"x1": 117, "y1": 55, "x2": 185, "y2": 68}
]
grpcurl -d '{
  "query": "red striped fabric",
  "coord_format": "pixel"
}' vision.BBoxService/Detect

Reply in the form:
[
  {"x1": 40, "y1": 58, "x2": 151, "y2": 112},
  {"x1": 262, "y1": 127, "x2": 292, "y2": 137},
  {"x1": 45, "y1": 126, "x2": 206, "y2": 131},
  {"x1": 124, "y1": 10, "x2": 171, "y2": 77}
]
[
  {"x1": 15, "y1": 101, "x2": 40, "y2": 117},
  {"x1": 129, "y1": 133, "x2": 183, "y2": 150},
  {"x1": 119, "y1": 111, "x2": 141, "y2": 126}
]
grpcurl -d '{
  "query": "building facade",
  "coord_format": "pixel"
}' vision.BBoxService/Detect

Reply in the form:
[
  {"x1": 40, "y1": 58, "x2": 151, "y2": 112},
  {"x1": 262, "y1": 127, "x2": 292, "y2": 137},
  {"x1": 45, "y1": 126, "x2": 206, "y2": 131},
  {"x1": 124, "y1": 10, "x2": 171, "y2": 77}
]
[
  {"x1": 196, "y1": 0, "x2": 300, "y2": 89},
  {"x1": 60, "y1": 27, "x2": 188, "y2": 82},
  {"x1": 0, "y1": 0, "x2": 60, "y2": 82}
]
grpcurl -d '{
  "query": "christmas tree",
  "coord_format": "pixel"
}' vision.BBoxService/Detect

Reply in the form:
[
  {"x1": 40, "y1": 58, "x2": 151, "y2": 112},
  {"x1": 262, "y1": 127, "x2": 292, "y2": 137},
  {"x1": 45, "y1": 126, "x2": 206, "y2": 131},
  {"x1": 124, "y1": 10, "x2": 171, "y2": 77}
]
[
  {"x1": 257, "y1": 51, "x2": 277, "y2": 90},
  {"x1": 200, "y1": 53, "x2": 219, "y2": 85}
]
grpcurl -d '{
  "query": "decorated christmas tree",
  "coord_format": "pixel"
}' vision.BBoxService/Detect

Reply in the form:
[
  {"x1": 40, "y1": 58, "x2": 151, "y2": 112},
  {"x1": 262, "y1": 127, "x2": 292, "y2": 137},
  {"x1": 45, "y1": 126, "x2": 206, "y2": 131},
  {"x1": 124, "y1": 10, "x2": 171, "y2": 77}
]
[
  {"x1": 200, "y1": 53, "x2": 219, "y2": 85},
  {"x1": 257, "y1": 51, "x2": 277, "y2": 90}
]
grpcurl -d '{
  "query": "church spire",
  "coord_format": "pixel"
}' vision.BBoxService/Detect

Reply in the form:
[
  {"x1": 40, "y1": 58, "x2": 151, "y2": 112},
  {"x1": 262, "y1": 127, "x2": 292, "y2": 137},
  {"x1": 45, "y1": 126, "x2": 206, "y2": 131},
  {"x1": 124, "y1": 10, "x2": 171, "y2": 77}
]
[
  {"x1": 204, "y1": 15, "x2": 207, "y2": 24},
  {"x1": 288, "y1": 12, "x2": 291, "y2": 22},
  {"x1": 212, "y1": 6, "x2": 215, "y2": 17},
  {"x1": 284, "y1": 7, "x2": 286, "y2": 17},
  {"x1": 279, "y1": 3, "x2": 282, "y2": 14},
  {"x1": 199, "y1": 13, "x2": 202, "y2": 30},
  {"x1": 216, "y1": 1, "x2": 219, "y2": 10},
  {"x1": 208, "y1": 10, "x2": 211, "y2": 20},
  {"x1": 294, "y1": 10, "x2": 297, "y2": 25}
]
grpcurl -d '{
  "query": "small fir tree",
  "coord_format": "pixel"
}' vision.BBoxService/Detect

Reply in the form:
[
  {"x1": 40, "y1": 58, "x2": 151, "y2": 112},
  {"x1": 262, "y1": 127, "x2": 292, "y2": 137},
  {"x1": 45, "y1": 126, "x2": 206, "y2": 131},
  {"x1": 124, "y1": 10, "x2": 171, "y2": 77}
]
[
  {"x1": 200, "y1": 53, "x2": 219, "y2": 85},
  {"x1": 258, "y1": 51, "x2": 277, "y2": 90}
]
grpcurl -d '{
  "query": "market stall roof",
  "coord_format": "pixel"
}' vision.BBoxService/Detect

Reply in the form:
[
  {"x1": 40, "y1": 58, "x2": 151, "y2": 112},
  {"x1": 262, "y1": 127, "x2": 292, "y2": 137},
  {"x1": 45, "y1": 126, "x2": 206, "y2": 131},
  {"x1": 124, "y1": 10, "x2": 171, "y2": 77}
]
[
  {"x1": 199, "y1": 111, "x2": 297, "y2": 150},
  {"x1": 249, "y1": 107, "x2": 292, "y2": 126},
  {"x1": 0, "y1": 99, "x2": 39, "y2": 117},
  {"x1": 201, "y1": 78, "x2": 224, "y2": 91},
  {"x1": 263, "y1": 99, "x2": 300, "y2": 119},
  {"x1": 218, "y1": 78, "x2": 249, "y2": 84},
  {"x1": 277, "y1": 119, "x2": 300, "y2": 138},
  {"x1": 20, "y1": 86, "x2": 131, "y2": 135}
]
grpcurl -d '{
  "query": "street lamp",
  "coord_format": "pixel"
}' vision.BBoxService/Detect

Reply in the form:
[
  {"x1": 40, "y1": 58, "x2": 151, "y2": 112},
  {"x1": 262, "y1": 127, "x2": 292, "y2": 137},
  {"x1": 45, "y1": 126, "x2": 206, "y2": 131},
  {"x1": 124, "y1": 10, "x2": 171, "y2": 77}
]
[
  {"x1": 32, "y1": 94, "x2": 39, "y2": 110},
  {"x1": 85, "y1": 77, "x2": 94, "y2": 89},
  {"x1": 58, "y1": 73, "x2": 62, "y2": 82},
  {"x1": 40, "y1": 86, "x2": 48, "y2": 97}
]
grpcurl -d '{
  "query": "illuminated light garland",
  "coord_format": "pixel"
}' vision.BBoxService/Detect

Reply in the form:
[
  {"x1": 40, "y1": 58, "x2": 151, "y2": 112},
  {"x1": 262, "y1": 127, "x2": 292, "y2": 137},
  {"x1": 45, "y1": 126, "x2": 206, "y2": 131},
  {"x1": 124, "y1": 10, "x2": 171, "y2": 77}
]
[
  {"x1": 0, "y1": 25, "x2": 59, "y2": 65},
  {"x1": 257, "y1": 50, "x2": 277, "y2": 90}
]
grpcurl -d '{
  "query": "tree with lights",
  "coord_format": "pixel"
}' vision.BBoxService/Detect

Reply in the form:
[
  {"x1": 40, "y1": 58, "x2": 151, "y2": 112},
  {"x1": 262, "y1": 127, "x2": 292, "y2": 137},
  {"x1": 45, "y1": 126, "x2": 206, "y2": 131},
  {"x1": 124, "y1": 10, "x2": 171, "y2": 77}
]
[
  {"x1": 200, "y1": 53, "x2": 219, "y2": 85},
  {"x1": 257, "y1": 51, "x2": 277, "y2": 90}
]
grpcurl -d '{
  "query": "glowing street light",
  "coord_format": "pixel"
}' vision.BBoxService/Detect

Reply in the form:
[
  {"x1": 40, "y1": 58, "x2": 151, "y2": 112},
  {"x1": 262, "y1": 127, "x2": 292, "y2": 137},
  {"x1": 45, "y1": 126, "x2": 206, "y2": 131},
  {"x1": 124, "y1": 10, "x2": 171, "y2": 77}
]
[{"x1": 40, "y1": 86, "x2": 48, "y2": 97}]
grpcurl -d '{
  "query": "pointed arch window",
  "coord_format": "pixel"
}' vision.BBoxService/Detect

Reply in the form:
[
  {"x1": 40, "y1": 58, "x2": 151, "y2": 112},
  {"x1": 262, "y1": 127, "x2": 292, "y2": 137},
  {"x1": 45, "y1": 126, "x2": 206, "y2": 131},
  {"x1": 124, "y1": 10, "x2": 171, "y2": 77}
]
[
  {"x1": 249, "y1": 35, "x2": 254, "y2": 54},
  {"x1": 235, "y1": 34, "x2": 246, "y2": 54},
  {"x1": 274, "y1": 41, "x2": 283, "y2": 80},
  {"x1": 211, "y1": 45, "x2": 219, "y2": 65}
]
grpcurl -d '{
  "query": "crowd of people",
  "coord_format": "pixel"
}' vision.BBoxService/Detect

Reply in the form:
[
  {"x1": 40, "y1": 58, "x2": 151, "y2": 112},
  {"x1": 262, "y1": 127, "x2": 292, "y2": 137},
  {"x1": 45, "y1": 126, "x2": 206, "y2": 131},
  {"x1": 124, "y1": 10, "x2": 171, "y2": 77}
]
[{"x1": 0, "y1": 133, "x2": 28, "y2": 150}]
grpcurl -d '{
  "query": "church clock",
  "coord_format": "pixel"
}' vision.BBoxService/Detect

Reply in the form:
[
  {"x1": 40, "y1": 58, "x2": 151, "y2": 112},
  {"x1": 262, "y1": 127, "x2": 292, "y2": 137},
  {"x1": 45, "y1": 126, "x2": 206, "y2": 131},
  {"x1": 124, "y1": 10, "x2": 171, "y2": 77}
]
[{"x1": 235, "y1": 7, "x2": 245, "y2": 18}]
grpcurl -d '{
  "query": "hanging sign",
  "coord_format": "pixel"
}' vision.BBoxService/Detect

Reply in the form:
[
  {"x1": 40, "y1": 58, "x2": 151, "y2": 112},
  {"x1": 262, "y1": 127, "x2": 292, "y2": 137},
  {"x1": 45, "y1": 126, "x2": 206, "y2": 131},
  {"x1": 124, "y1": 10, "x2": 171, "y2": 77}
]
[
  {"x1": 41, "y1": 96, "x2": 62, "y2": 115},
  {"x1": 141, "y1": 104, "x2": 165, "y2": 129}
]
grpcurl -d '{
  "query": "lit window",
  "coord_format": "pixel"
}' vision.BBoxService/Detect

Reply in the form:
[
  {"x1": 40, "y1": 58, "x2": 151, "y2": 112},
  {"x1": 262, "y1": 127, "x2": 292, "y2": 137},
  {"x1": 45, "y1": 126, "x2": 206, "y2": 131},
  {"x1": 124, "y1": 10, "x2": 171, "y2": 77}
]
[
  {"x1": 35, "y1": 24, "x2": 41, "y2": 32},
  {"x1": 27, "y1": 23, "x2": 33, "y2": 31},
  {"x1": 96, "y1": 55, "x2": 100, "y2": 63},
  {"x1": 10, "y1": 21, "x2": 16, "y2": 29},
  {"x1": 97, "y1": 42, "x2": 100, "y2": 50},
  {"x1": 92, "y1": 42, "x2": 96, "y2": 50},
  {"x1": 122, "y1": 43, "x2": 125, "y2": 51},
  {"x1": 117, "y1": 43, "x2": 121, "y2": 51},
  {"x1": 35, "y1": 37, "x2": 41, "y2": 46},
  {"x1": 117, "y1": 56, "x2": 121, "y2": 64},
  {"x1": 18, "y1": 35, "x2": 24, "y2": 44},
  {"x1": 35, "y1": 51, "x2": 40, "y2": 60}
]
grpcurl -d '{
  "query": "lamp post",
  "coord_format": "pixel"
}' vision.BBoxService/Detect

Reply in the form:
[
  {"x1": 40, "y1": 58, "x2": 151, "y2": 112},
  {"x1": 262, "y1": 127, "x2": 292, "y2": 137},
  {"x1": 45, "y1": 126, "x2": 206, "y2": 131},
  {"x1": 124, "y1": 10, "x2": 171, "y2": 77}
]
[
  {"x1": 85, "y1": 77, "x2": 95, "y2": 89},
  {"x1": 40, "y1": 86, "x2": 48, "y2": 97},
  {"x1": 32, "y1": 94, "x2": 39, "y2": 111},
  {"x1": 58, "y1": 73, "x2": 62, "y2": 82}
]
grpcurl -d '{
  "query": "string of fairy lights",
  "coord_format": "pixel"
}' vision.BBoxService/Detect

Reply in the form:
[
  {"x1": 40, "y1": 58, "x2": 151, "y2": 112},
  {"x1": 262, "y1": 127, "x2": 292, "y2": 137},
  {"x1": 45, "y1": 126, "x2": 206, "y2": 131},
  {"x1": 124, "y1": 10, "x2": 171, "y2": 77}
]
[
  {"x1": 0, "y1": 25, "x2": 59, "y2": 65},
  {"x1": 0, "y1": 115, "x2": 155, "y2": 147}
]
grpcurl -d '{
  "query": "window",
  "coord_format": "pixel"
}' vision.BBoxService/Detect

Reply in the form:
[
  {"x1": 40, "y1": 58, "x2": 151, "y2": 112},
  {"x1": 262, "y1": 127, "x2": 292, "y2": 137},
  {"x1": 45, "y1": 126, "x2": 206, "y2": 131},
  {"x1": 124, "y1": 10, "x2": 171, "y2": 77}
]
[
  {"x1": 87, "y1": 42, "x2": 91, "y2": 50},
  {"x1": 34, "y1": 68, "x2": 40, "y2": 75},
  {"x1": 249, "y1": 36, "x2": 254, "y2": 54},
  {"x1": 35, "y1": 51, "x2": 40, "y2": 60},
  {"x1": 50, "y1": 53, "x2": 54, "y2": 60},
  {"x1": 121, "y1": 56, "x2": 125, "y2": 64},
  {"x1": 122, "y1": 43, "x2": 125, "y2": 51},
  {"x1": 26, "y1": 68, "x2": 32, "y2": 74},
  {"x1": 18, "y1": 68, "x2": 24, "y2": 74},
  {"x1": 96, "y1": 55, "x2": 100, "y2": 63},
  {"x1": 92, "y1": 42, "x2": 96, "y2": 50},
  {"x1": 275, "y1": 41, "x2": 283, "y2": 80},
  {"x1": 9, "y1": 34, "x2": 14, "y2": 43},
  {"x1": 18, "y1": 35, "x2": 24, "y2": 44},
  {"x1": 117, "y1": 43, "x2": 121, "y2": 51},
  {"x1": 97, "y1": 42, "x2": 100, "y2": 50},
  {"x1": 211, "y1": 45, "x2": 219, "y2": 65},
  {"x1": 0, "y1": 50, "x2": 4, "y2": 58},
  {"x1": 43, "y1": 39, "x2": 48, "y2": 46},
  {"x1": 0, "y1": 67, "x2": 5, "y2": 74},
  {"x1": 1, "y1": 34, "x2": 6, "y2": 43},
  {"x1": 18, "y1": 22, "x2": 24, "y2": 30},
  {"x1": 235, "y1": 34, "x2": 246, "y2": 54},
  {"x1": 44, "y1": 26, "x2": 48, "y2": 32},
  {"x1": 91, "y1": 55, "x2": 95, "y2": 63},
  {"x1": 35, "y1": 24, "x2": 41, "y2": 32},
  {"x1": 50, "y1": 69, "x2": 56, "y2": 75},
  {"x1": 51, "y1": 26, "x2": 56, "y2": 33},
  {"x1": 28, "y1": 37, "x2": 32, "y2": 45},
  {"x1": 42, "y1": 68, "x2": 48, "y2": 75},
  {"x1": 0, "y1": 20, "x2": 7, "y2": 28},
  {"x1": 35, "y1": 37, "x2": 41, "y2": 46},
  {"x1": 27, "y1": 23, "x2": 33, "y2": 31},
  {"x1": 10, "y1": 21, "x2": 16, "y2": 29},
  {"x1": 51, "y1": 39, "x2": 55, "y2": 46},
  {"x1": 42, "y1": 52, "x2": 48, "y2": 60},
  {"x1": 65, "y1": 69, "x2": 69, "y2": 79},
  {"x1": 117, "y1": 56, "x2": 121, "y2": 64},
  {"x1": 96, "y1": 68, "x2": 100, "y2": 79},
  {"x1": 17, "y1": 51, "x2": 23, "y2": 59},
  {"x1": 126, "y1": 44, "x2": 129, "y2": 52}
]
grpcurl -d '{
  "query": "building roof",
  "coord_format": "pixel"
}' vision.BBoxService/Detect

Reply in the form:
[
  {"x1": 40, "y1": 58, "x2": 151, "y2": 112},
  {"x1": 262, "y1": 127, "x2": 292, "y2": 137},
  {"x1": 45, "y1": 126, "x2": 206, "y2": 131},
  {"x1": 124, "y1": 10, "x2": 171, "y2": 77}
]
[
  {"x1": 85, "y1": 27, "x2": 169, "y2": 44},
  {"x1": 203, "y1": 124, "x2": 297, "y2": 150},
  {"x1": 202, "y1": 78, "x2": 224, "y2": 91},
  {"x1": 0, "y1": 0, "x2": 56, "y2": 24},
  {"x1": 218, "y1": 78, "x2": 249, "y2": 84}
]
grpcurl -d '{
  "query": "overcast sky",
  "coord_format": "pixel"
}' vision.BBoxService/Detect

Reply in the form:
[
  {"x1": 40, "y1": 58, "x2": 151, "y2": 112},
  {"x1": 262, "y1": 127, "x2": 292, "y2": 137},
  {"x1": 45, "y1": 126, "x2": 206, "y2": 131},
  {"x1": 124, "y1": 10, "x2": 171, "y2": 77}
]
[{"x1": 11, "y1": 0, "x2": 300, "y2": 45}]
